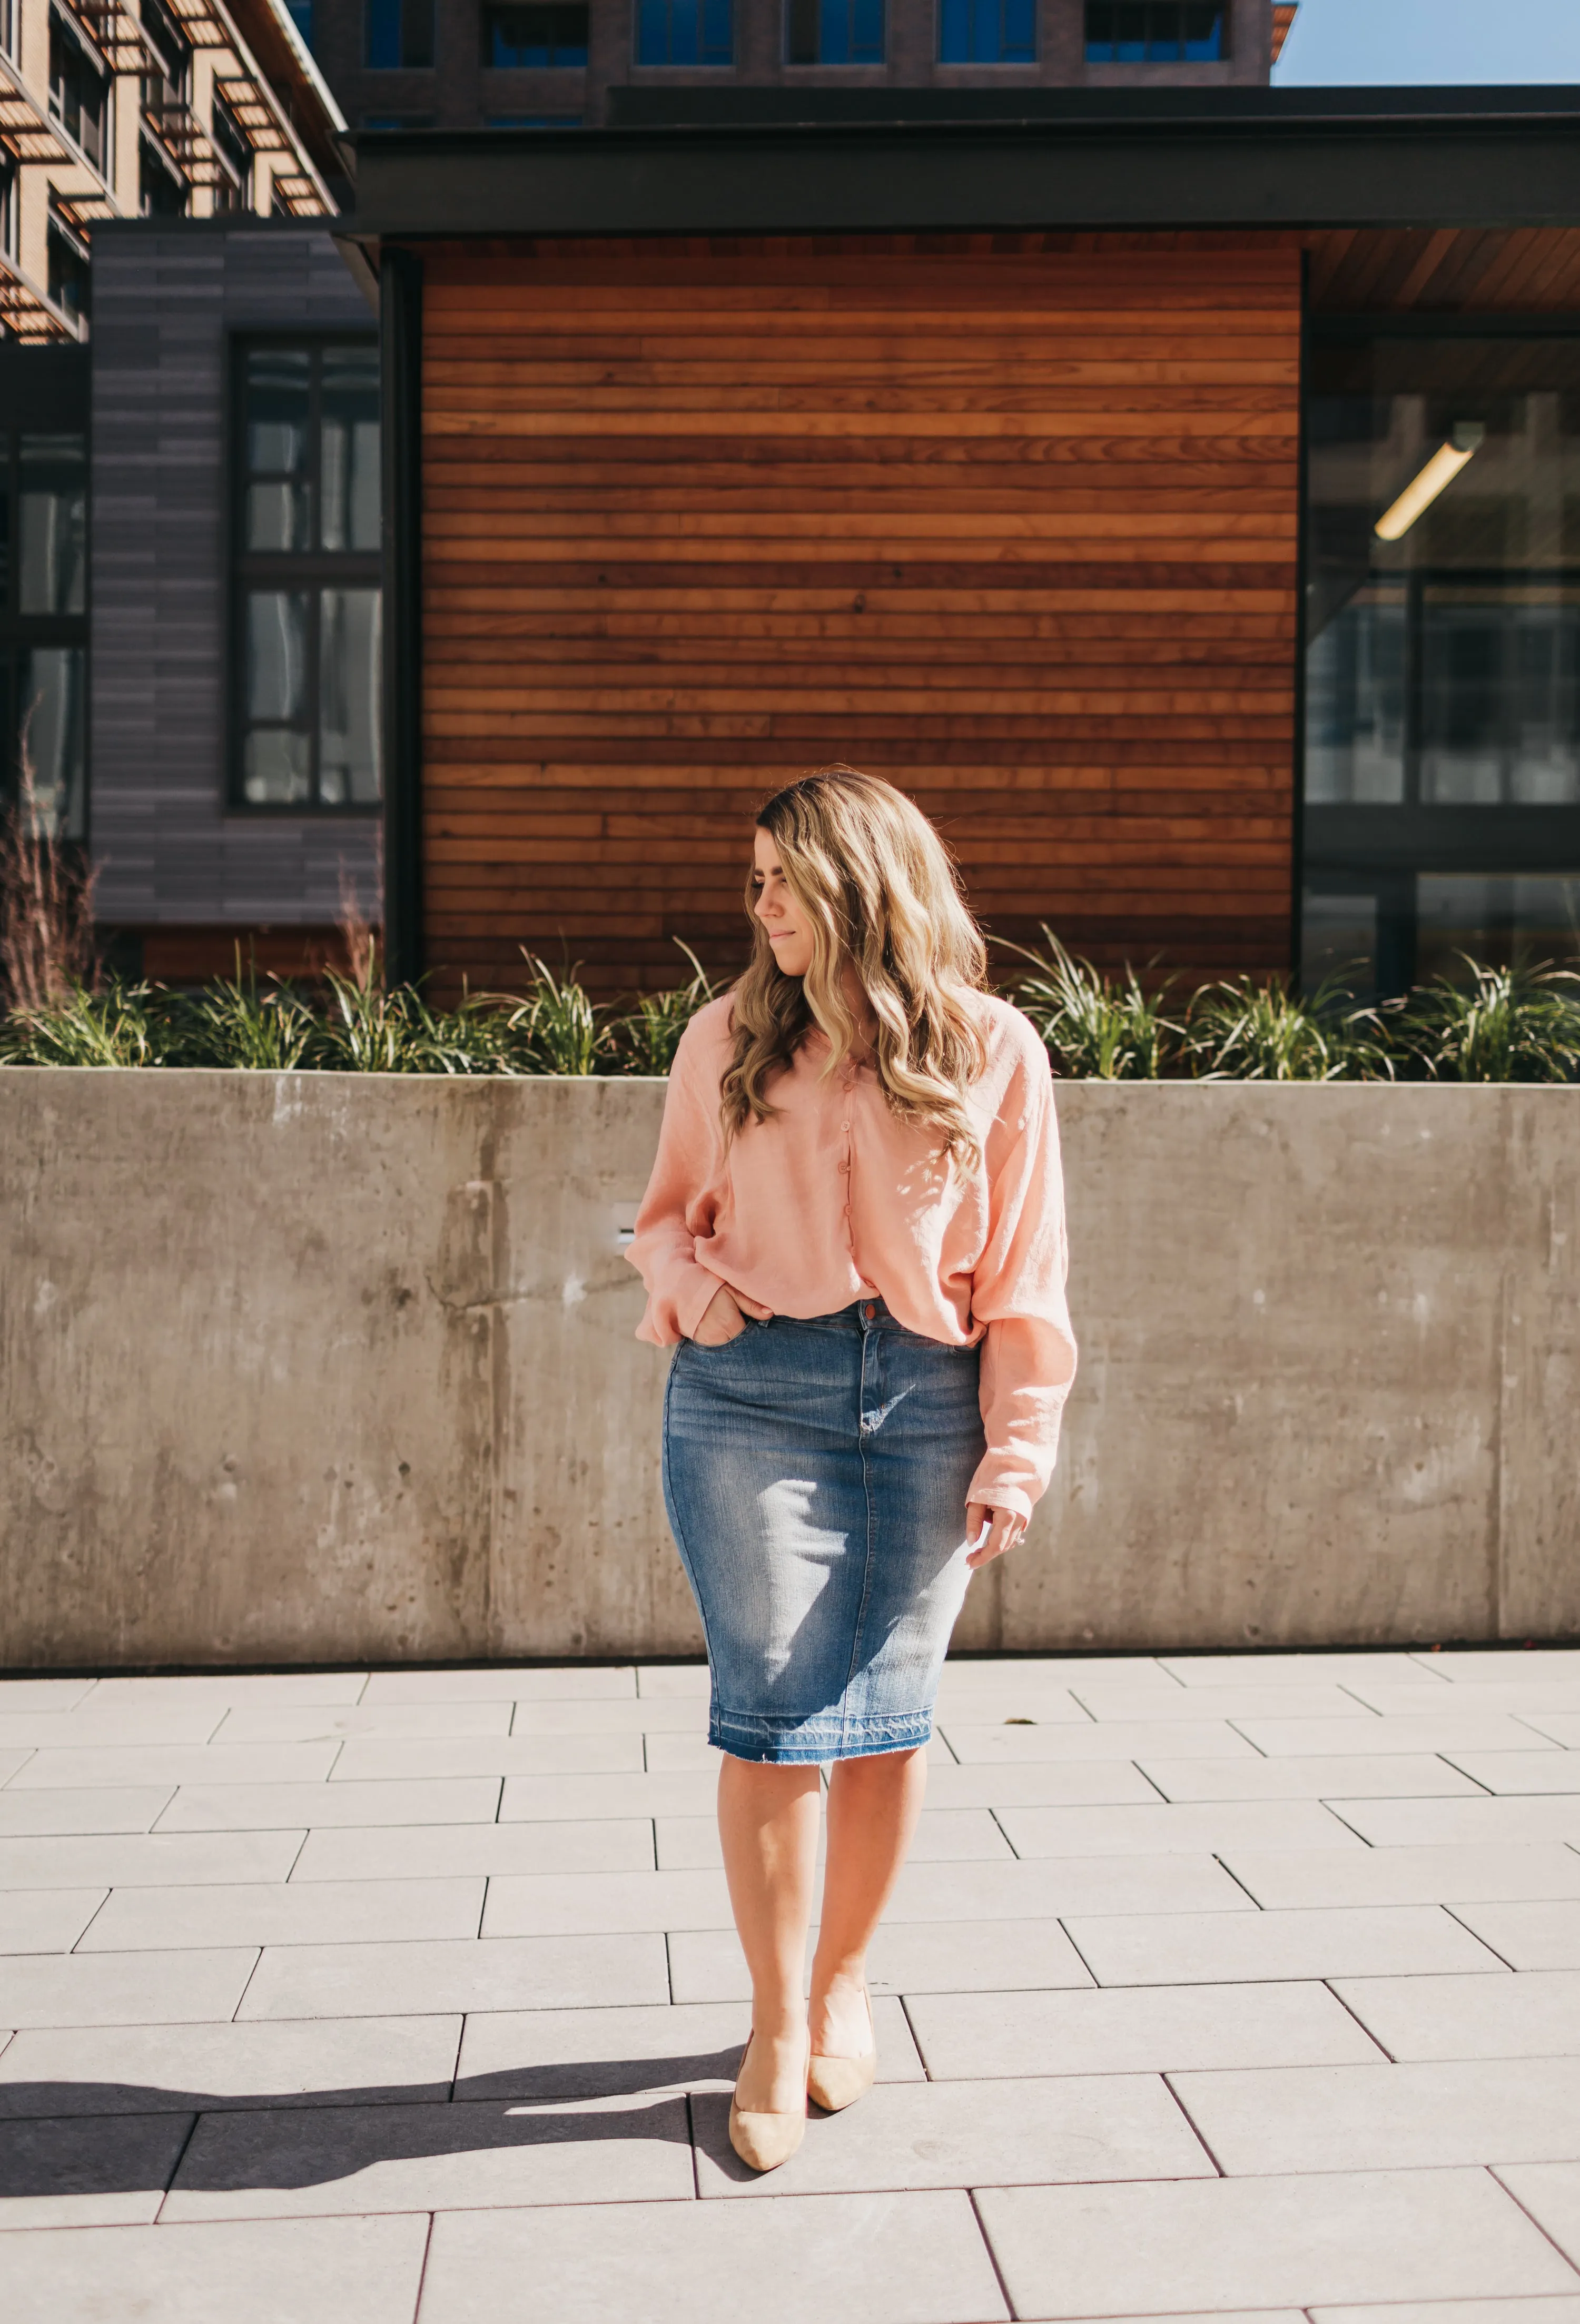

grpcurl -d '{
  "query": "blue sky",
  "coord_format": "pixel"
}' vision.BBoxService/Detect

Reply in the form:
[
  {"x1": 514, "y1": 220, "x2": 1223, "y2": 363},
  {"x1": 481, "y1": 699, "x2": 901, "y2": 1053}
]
[{"x1": 1273, "y1": 0, "x2": 1580, "y2": 84}]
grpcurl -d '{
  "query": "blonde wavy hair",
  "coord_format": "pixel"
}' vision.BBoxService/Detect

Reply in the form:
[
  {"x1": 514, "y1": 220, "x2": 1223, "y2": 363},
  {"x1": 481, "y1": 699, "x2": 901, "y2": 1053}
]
[{"x1": 721, "y1": 767, "x2": 989, "y2": 1162}]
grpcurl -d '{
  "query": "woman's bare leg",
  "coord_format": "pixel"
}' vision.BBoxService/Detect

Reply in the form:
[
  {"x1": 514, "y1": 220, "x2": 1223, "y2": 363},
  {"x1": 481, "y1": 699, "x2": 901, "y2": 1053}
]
[
  {"x1": 808, "y1": 1746, "x2": 927, "y2": 2056},
  {"x1": 716, "y1": 1755, "x2": 822, "y2": 2111}
]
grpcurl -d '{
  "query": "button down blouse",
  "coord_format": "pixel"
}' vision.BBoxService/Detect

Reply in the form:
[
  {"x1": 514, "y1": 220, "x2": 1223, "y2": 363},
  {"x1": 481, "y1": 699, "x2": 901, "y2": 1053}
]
[{"x1": 627, "y1": 992, "x2": 1077, "y2": 1520}]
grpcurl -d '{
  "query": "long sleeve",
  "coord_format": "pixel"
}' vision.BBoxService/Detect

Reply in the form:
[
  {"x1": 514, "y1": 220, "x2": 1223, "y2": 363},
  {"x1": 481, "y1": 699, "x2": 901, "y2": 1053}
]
[
  {"x1": 628, "y1": 1012, "x2": 730, "y2": 1346},
  {"x1": 967, "y1": 1060, "x2": 1078, "y2": 1520}
]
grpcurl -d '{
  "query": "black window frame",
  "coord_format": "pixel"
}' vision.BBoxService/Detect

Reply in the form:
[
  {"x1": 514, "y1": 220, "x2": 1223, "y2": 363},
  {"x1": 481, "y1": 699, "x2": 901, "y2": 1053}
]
[
  {"x1": 228, "y1": 331, "x2": 382, "y2": 818},
  {"x1": 480, "y1": 1, "x2": 589, "y2": 65},
  {"x1": 0, "y1": 389, "x2": 92, "y2": 845},
  {"x1": 1083, "y1": 2, "x2": 1228, "y2": 63},
  {"x1": 786, "y1": 0, "x2": 884, "y2": 64},
  {"x1": 364, "y1": 0, "x2": 435, "y2": 69},
  {"x1": 47, "y1": 8, "x2": 111, "y2": 175},
  {"x1": 937, "y1": 0, "x2": 1036, "y2": 64},
  {"x1": 635, "y1": 0, "x2": 734, "y2": 67}
]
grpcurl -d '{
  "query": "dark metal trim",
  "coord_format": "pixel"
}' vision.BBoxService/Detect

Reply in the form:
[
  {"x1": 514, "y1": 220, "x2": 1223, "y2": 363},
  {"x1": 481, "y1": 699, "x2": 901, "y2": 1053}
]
[
  {"x1": 380, "y1": 243, "x2": 423, "y2": 983},
  {"x1": 344, "y1": 95, "x2": 1580, "y2": 242},
  {"x1": 1311, "y1": 312, "x2": 1580, "y2": 341},
  {"x1": 1305, "y1": 806, "x2": 1580, "y2": 874},
  {"x1": 1291, "y1": 244, "x2": 1309, "y2": 986}
]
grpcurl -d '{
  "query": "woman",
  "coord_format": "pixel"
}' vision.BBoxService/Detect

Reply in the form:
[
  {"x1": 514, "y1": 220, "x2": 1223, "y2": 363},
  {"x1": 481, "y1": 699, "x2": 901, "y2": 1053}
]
[{"x1": 629, "y1": 767, "x2": 1076, "y2": 2173}]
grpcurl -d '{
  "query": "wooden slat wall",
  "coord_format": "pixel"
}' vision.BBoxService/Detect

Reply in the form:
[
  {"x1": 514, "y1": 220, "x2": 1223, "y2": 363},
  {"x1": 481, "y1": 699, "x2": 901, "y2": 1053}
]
[{"x1": 421, "y1": 235, "x2": 1301, "y2": 998}]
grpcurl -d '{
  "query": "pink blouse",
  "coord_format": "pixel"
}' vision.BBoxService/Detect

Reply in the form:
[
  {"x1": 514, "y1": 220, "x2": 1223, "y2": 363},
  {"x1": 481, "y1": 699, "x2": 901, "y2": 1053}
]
[{"x1": 627, "y1": 992, "x2": 1077, "y2": 1519}]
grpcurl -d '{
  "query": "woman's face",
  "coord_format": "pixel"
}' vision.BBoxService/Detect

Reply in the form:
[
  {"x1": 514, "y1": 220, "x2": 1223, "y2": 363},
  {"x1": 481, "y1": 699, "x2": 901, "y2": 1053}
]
[{"x1": 752, "y1": 825, "x2": 814, "y2": 977}]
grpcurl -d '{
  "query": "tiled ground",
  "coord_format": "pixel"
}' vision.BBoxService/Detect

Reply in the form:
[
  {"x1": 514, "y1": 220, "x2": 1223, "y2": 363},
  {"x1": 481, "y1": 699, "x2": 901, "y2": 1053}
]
[{"x1": 3, "y1": 1653, "x2": 1580, "y2": 2321}]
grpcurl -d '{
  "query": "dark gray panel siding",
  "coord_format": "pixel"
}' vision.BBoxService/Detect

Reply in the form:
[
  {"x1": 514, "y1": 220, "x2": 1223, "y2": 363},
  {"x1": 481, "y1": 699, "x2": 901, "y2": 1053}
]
[{"x1": 90, "y1": 224, "x2": 380, "y2": 926}]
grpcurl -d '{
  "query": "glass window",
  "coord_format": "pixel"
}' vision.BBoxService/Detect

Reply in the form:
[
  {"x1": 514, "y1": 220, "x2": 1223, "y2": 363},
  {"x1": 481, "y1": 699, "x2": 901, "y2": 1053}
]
[
  {"x1": 48, "y1": 16, "x2": 109, "y2": 172},
  {"x1": 1304, "y1": 333, "x2": 1580, "y2": 992},
  {"x1": 233, "y1": 339, "x2": 382, "y2": 813},
  {"x1": 19, "y1": 645, "x2": 85, "y2": 838},
  {"x1": 366, "y1": 0, "x2": 434, "y2": 67},
  {"x1": 285, "y1": 0, "x2": 314, "y2": 45},
  {"x1": 212, "y1": 92, "x2": 252, "y2": 209},
  {"x1": 45, "y1": 220, "x2": 90, "y2": 326},
  {"x1": 1084, "y1": 3, "x2": 1225, "y2": 62},
  {"x1": 787, "y1": 0, "x2": 884, "y2": 63},
  {"x1": 637, "y1": 0, "x2": 733, "y2": 65},
  {"x1": 940, "y1": 0, "x2": 1034, "y2": 63},
  {"x1": 486, "y1": 112, "x2": 583, "y2": 123},
  {"x1": 139, "y1": 142, "x2": 188, "y2": 217},
  {"x1": 481, "y1": 1, "x2": 588, "y2": 62},
  {"x1": 19, "y1": 434, "x2": 86, "y2": 617}
]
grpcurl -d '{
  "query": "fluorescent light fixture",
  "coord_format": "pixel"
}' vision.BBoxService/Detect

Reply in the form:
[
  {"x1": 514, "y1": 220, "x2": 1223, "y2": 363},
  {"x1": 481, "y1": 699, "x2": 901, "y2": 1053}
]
[{"x1": 1375, "y1": 421, "x2": 1486, "y2": 542}]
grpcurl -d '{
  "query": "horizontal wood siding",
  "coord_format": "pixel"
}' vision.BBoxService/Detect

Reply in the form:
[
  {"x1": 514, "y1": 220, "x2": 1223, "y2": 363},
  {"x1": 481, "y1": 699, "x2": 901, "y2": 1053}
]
[{"x1": 421, "y1": 237, "x2": 1301, "y2": 997}]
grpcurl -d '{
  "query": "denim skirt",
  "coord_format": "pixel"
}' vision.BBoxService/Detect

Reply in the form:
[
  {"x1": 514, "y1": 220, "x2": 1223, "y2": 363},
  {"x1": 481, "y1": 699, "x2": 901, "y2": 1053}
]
[{"x1": 661, "y1": 1298, "x2": 985, "y2": 1763}]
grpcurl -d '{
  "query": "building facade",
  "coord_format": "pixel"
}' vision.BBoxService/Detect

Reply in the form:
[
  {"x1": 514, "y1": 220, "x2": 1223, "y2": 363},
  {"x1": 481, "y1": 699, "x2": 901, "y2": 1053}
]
[{"x1": 302, "y1": 0, "x2": 1285, "y2": 135}]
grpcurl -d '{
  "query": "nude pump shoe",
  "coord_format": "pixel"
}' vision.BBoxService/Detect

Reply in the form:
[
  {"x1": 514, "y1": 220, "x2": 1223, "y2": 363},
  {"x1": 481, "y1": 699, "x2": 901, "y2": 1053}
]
[
  {"x1": 728, "y1": 2033, "x2": 810, "y2": 2173},
  {"x1": 807, "y1": 1989, "x2": 876, "y2": 2114}
]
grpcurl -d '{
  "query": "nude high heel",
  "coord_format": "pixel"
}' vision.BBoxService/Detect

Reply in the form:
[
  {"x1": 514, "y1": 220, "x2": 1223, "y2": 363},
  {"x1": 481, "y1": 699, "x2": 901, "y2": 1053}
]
[
  {"x1": 807, "y1": 1988, "x2": 877, "y2": 2114},
  {"x1": 728, "y1": 2032, "x2": 810, "y2": 2173}
]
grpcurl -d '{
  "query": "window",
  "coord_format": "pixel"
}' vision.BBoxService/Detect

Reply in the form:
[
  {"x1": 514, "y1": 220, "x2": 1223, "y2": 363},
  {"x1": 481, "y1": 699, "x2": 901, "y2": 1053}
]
[
  {"x1": 481, "y1": 2, "x2": 587, "y2": 63},
  {"x1": 46, "y1": 214, "x2": 90, "y2": 323},
  {"x1": 48, "y1": 14, "x2": 110, "y2": 173},
  {"x1": 141, "y1": 0, "x2": 191, "y2": 98},
  {"x1": 787, "y1": 0, "x2": 883, "y2": 63},
  {"x1": 366, "y1": 0, "x2": 434, "y2": 68},
  {"x1": 139, "y1": 140, "x2": 187, "y2": 215},
  {"x1": 1302, "y1": 331, "x2": 1580, "y2": 997},
  {"x1": 233, "y1": 341, "x2": 381, "y2": 810},
  {"x1": 212, "y1": 92, "x2": 253, "y2": 210},
  {"x1": 940, "y1": 0, "x2": 1034, "y2": 61},
  {"x1": 1084, "y1": 2, "x2": 1226, "y2": 61},
  {"x1": 284, "y1": 0, "x2": 314, "y2": 45},
  {"x1": 637, "y1": 0, "x2": 733, "y2": 65},
  {"x1": 0, "y1": 429, "x2": 89, "y2": 839},
  {"x1": 486, "y1": 113, "x2": 584, "y2": 124}
]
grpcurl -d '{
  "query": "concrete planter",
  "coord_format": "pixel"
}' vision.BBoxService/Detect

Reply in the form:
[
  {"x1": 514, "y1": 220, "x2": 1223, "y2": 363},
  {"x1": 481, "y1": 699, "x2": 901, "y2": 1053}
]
[{"x1": 3, "y1": 1069, "x2": 1577, "y2": 1666}]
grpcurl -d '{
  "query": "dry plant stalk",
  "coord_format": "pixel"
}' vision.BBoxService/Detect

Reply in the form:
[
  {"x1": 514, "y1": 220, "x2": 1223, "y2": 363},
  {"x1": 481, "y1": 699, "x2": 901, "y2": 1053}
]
[
  {"x1": 337, "y1": 844, "x2": 380, "y2": 996},
  {"x1": 0, "y1": 750, "x2": 98, "y2": 1014}
]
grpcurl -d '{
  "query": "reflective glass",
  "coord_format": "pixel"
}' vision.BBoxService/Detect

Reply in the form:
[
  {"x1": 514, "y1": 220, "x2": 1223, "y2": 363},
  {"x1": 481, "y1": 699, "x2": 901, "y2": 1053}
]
[
  {"x1": 1305, "y1": 584, "x2": 1406, "y2": 804},
  {"x1": 1301, "y1": 891, "x2": 1379, "y2": 1000},
  {"x1": 20, "y1": 645, "x2": 85, "y2": 837},
  {"x1": 242, "y1": 728, "x2": 311, "y2": 805},
  {"x1": 1417, "y1": 873, "x2": 1580, "y2": 978},
  {"x1": 245, "y1": 348, "x2": 311, "y2": 478},
  {"x1": 245, "y1": 588, "x2": 310, "y2": 721},
  {"x1": 319, "y1": 588, "x2": 382, "y2": 804},
  {"x1": 246, "y1": 480, "x2": 311, "y2": 552},
  {"x1": 19, "y1": 433, "x2": 86, "y2": 615},
  {"x1": 320, "y1": 347, "x2": 380, "y2": 551}
]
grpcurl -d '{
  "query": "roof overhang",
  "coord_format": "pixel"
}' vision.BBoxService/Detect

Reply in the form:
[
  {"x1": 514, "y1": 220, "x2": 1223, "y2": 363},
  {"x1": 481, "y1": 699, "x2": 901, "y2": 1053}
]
[{"x1": 345, "y1": 87, "x2": 1580, "y2": 246}]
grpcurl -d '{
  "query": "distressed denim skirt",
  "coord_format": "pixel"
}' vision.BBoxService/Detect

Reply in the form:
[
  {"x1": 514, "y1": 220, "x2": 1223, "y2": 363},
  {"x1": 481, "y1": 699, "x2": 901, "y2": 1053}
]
[{"x1": 661, "y1": 1298, "x2": 985, "y2": 1764}]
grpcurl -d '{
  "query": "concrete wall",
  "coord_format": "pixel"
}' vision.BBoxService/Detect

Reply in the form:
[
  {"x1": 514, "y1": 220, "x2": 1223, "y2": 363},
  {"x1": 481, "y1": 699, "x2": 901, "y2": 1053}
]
[{"x1": 3, "y1": 1071, "x2": 1577, "y2": 1668}]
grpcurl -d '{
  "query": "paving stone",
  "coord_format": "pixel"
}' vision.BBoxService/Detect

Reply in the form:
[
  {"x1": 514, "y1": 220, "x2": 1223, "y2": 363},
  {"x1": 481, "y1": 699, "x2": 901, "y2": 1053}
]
[
  {"x1": 8, "y1": 1744, "x2": 341, "y2": 1791},
  {"x1": 482, "y1": 1867, "x2": 734, "y2": 1936},
  {"x1": 0, "y1": 1788, "x2": 176, "y2": 1837},
  {"x1": 1159, "y1": 1654, "x2": 1450, "y2": 1689},
  {"x1": 0, "y1": 1889, "x2": 106, "y2": 1953},
  {"x1": 1331, "y1": 1796, "x2": 1580, "y2": 1847},
  {"x1": 1178, "y1": 2056, "x2": 1580, "y2": 2171},
  {"x1": 238, "y1": 1932, "x2": 669, "y2": 2019},
  {"x1": 360, "y1": 1667, "x2": 635, "y2": 1704},
  {"x1": 416, "y1": 2189, "x2": 1010, "y2": 2324},
  {"x1": 696, "y1": 2070, "x2": 1213, "y2": 2197},
  {"x1": 0, "y1": 2110, "x2": 193, "y2": 2230},
  {"x1": 1342, "y1": 1683, "x2": 1580, "y2": 1718},
  {"x1": 1450, "y1": 1901, "x2": 1580, "y2": 1969},
  {"x1": 0, "y1": 2016, "x2": 462, "y2": 2112},
  {"x1": 947, "y1": 1657, "x2": 1168, "y2": 1683},
  {"x1": 212, "y1": 1703, "x2": 514, "y2": 1744},
  {"x1": 0, "y1": 1681, "x2": 97, "y2": 1712},
  {"x1": 1332, "y1": 1969, "x2": 1580, "y2": 2061},
  {"x1": 506, "y1": 1698, "x2": 712, "y2": 1735},
  {"x1": 0, "y1": 1949, "x2": 259, "y2": 2029},
  {"x1": 329, "y1": 1734, "x2": 645, "y2": 1780},
  {"x1": 634, "y1": 1664, "x2": 712, "y2": 1697},
  {"x1": 1222, "y1": 1844, "x2": 1580, "y2": 1909},
  {"x1": 921, "y1": 1761, "x2": 1170, "y2": 1809},
  {"x1": 974, "y1": 2167, "x2": 1580, "y2": 2314},
  {"x1": 161, "y1": 2091, "x2": 695, "y2": 2219},
  {"x1": 1063, "y1": 1904, "x2": 1508, "y2": 1986},
  {"x1": 80, "y1": 1877, "x2": 486, "y2": 1953},
  {"x1": 937, "y1": 1720, "x2": 1260, "y2": 1762},
  {"x1": 1443, "y1": 1753, "x2": 1580, "y2": 1794},
  {"x1": 4, "y1": 2212, "x2": 429, "y2": 2324},
  {"x1": 0, "y1": 1832, "x2": 304, "y2": 1891},
  {"x1": 654, "y1": 1809, "x2": 1012, "y2": 1870},
  {"x1": 1137, "y1": 1755, "x2": 1484, "y2": 1801},
  {"x1": 1037, "y1": 2313, "x2": 1303, "y2": 2324},
  {"x1": 1229, "y1": 1716, "x2": 1559, "y2": 1758},
  {"x1": 156, "y1": 1777, "x2": 503, "y2": 1830},
  {"x1": 0, "y1": 1749, "x2": 38, "y2": 1784},
  {"x1": 1516, "y1": 1714, "x2": 1580, "y2": 1748},
  {"x1": 1492, "y1": 2167, "x2": 1580, "y2": 2274},
  {"x1": 886, "y1": 1853, "x2": 1252, "y2": 1920},
  {"x1": 997, "y1": 1802, "x2": 1361, "y2": 1857},
  {"x1": 1311, "y1": 2302, "x2": 1580, "y2": 2324},
  {"x1": 1069, "y1": 1687, "x2": 1373, "y2": 1723},
  {"x1": 1415, "y1": 1652, "x2": 1580, "y2": 1683},
  {"x1": 931, "y1": 1686, "x2": 1094, "y2": 1723},
  {"x1": 499, "y1": 1769, "x2": 717, "y2": 1821},
  {"x1": 669, "y1": 1916, "x2": 1094, "y2": 2001},
  {"x1": 290, "y1": 1818, "x2": 654, "y2": 1882},
  {"x1": 0, "y1": 1708, "x2": 226, "y2": 1749},
  {"x1": 91, "y1": 1676, "x2": 370, "y2": 1707},
  {"x1": 641, "y1": 1733, "x2": 725, "y2": 1772},
  {"x1": 905, "y1": 1982, "x2": 1383, "y2": 2081},
  {"x1": 453, "y1": 1994, "x2": 923, "y2": 2099}
]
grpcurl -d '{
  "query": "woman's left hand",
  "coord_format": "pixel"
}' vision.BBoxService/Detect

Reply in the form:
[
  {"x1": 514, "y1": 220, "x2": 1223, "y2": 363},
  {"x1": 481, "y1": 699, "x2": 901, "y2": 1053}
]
[{"x1": 965, "y1": 1502, "x2": 1027, "y2": 1570}]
